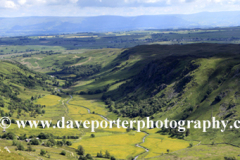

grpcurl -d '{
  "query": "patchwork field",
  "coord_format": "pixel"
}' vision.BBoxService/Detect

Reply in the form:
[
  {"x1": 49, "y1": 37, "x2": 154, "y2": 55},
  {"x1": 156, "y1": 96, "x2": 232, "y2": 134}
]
[
  {"x1": 69, "y1": 95, "x2": 109, "y2": 116},
  {"x1": 71, "y1": 131, "x2": 146, "y2": 159},
  {"x1": 36, "y1": 95, "x2": 62, "y2": 107},
  {"x1": 141, "y1": 129, "x2": 193, "y2": 158},
  {"x1": 64, "y1": 95, "x2": 194, "y2": 159}
]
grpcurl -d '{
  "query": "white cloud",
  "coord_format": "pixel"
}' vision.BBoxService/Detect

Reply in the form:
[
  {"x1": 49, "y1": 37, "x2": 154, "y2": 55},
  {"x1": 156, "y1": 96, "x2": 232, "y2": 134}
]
[
  {"x1": 4, "y1": 1, "x2": 16, "y2": 8},
  {"x1": 70, "y1": 0, "x2": 78, "y2": 3},
  {"x1": 18, "y1": 0, "x2": 26, "y2": 5},
  {"x1": 0, "y1": 0, "x2": 240, "y2": 16},
  {"x1": 144, "y1": 0, "x2": 161, "y2": 3}
]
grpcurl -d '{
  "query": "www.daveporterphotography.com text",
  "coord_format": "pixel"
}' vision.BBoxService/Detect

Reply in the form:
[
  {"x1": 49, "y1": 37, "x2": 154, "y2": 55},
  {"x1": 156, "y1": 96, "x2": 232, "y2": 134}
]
[{"x1": 2, "y1": 117, "x2": 239, "y2": 133}]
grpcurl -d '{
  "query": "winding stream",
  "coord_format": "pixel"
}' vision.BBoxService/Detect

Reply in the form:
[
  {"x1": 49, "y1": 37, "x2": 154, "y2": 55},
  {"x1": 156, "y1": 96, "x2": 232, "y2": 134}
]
[
  {"x1": 133, "y1": 131, "x2": 149, "y2": 160},
  {"x1": 66, "y1": 95, "x2": 73, "y2": 104},
  {"x1": 67, "y1": 95, "x2": 149, "y2": 160}
]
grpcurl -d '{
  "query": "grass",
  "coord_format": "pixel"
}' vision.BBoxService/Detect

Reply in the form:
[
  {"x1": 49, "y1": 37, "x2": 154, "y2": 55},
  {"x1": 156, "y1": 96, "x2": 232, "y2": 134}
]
[
  {"x1": 5, "y1": 92, "x2": 147, "y2": 160},
  {"x1": 68, "y1": 104, "x2": 89, "y2": 115},
  {"x1": 0, "y1": 139, "x2": 77, "y2": 160},
  {"x1": 149, "y1": 144, "x2": 240, "y2": 160},
  {"x1": 35, "y1": 95, "x2": 62, "y2": 107},
  {"x1": 14, "y1": 48, "x2": 122, "y2": 75},
  {"x1": 108, "y1": 81, "x2": 127, "y2": 91},
  {"x1": 0, "y1": 147, "x2": 29, "y2": 160},
  {"x1": 71, "y1": 131, "x2": 146, "y2": 159},
  {"x1": 0, "y1": 45, "x2": 65, "y2": 55},
  {"x1": 69, "y1": 95, "x2": 110, "y2": 117},
  {"x1": 6, "y1": 94, "x2": 83, "y2": 137},
  {"x1": 141, "y1": 128, "x2": 192, "y2": 158}
]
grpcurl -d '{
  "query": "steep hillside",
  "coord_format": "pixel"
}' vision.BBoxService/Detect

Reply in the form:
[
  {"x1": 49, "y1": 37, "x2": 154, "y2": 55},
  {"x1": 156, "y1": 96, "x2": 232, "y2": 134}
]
[
  {"x1": 95, "y1": 43, "x2": 240, "y2": 145},
  {"x1": 0, "y1": 60, "x2": 56, "y2": 118}
]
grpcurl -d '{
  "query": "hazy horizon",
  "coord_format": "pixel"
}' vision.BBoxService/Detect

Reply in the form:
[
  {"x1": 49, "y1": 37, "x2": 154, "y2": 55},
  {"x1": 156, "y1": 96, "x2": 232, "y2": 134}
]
[
  {"x1": 0, "y1": 10, "x2": 240, "y2": 18},
  {"x1": 1, "y1": 0, "x2": 240, "y2": 17},
  {"x1": 1, "y1": 0, "x2": 240, "y2": 37}
]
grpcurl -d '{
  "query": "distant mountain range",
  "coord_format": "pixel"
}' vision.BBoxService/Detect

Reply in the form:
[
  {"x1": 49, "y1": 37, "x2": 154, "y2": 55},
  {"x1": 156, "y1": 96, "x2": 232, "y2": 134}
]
[{"x1": 0, "y1": 11, "x2": 240, "y2": 36}]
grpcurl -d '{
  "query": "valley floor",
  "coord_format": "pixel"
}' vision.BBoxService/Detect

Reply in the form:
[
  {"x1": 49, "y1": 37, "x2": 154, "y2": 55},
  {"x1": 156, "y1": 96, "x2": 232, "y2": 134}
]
[{"x1": 3, "y1": 93, "x2": 239, "y2": 160}]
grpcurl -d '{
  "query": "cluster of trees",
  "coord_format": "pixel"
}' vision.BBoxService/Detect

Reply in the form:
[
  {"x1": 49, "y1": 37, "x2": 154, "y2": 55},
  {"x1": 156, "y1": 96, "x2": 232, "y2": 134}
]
[
  {"x1": 96, "y1": 150, "x2": 116, "y2": 160},
  {"x1": 1, "y1": 132, "x2": 16, "y2": 139},
  {"x1": 56, "y1": 139, "x2": 72, "y2": 146},
  {"x1": 78, "y1": 154, "x2": 93, "y2": 160},
  {"x1": 52, "y1": 79, "x2": 60, "y2": 87},
  {"x1": 59, "y1": 64, "x2": 101, "y2": 80},
  {"x1": 31, "y1": 94, "x2": 44, "y2": 101},
  {"x1": 1, "y1": 97, "x2": 46, "y2": 118},
  {"x1": 6, "y1": 134, "x2": 38, "y2": 152},
  {"x1": 12, "y1": 139, "x2": 36, "y2": 152},
  {"x1": 224, "y1": 157, "x2": 237, "y2": 160},
  {"x1": 7, "y1": 99, "x2": 46, "y2": 118},
  {"x1": 23, "y1": 54, "x2": 32, "y2": 57},
  {"x1": 36, "y1": 133, "x2": 73, "y2": 147},
  {"x1": 0, "y1": 81, "x2": 21, "y2": 102},
  {"x1": 76, "y1": 145, "x2": 93, "y2": 160},
  {"x1": 13, "y1": 50, "x2": 62, "y2": 59},
  {"x1": 79, "y1": 86, "x2": 109, "y2": 95},
  {"x1": 158, "y1": 127, "x2": 190, "y2": 139},
  {"x1": 40, "y1": 149, "x2": 51, "y2": 158},
  {"x1": 0, "y1": 132, "x2": 77, "y2": 156},
  {"x1": 103, "y1": 97, "x2": 165, "y2": 118},
  {"x1": 60, "y1": 150, "x2": 67, "y2": 156},
  {"x1": 37, "y1": 50, "x2": 62, "y2": 56},
  {"x1": 7, "y1": 63, "x2": 54, "y2": 88},
  {"x1": 59, "y1": 64, "x2": 102, "y2": 88},
  {"x1": 14, "y1": 142, "x2": 25, "y2": 151},
  {"x1": 1, "y1": 132, "x2": 74, "y2": 147},
  {"x1": 0, "y1": 132, "x2": 78, "y2": 142},
  {"x1": 11, "y1": 133, "x2": 72, "y2": 149},
  {"x1": 0, "y1": 109, "x2": 8, "y2": 117},
  {"x1": 63, "y1": 80, "x2": 73, "y2": 88},
  {"x1": 75, "y1": 145, "x2": 116, "y2": 160},
  {"x1": 37, "y1": 132, "x2": 79, "y2": 140}
]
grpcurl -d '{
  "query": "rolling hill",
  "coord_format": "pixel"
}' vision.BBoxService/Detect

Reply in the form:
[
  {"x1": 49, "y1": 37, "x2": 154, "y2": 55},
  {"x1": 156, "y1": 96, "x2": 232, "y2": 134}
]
[{"x1": 1, "y1": 11, "x2": 240, "y2": 36}]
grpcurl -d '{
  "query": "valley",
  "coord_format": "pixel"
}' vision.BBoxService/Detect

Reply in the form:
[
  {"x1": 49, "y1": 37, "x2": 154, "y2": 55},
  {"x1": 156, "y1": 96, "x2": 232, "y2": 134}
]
[{"x1": 1, "y1": 27, "x2": 240, "y2": 160}]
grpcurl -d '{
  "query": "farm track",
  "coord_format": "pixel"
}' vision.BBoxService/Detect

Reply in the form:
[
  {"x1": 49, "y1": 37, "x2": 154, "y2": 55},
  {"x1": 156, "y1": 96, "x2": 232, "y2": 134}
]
[
  {"x1": 67, "y1": 95, "x2": 150, "y2": 160},
  {"x1": 71, "y1": 57, "x2": 92, "y2": 67}
]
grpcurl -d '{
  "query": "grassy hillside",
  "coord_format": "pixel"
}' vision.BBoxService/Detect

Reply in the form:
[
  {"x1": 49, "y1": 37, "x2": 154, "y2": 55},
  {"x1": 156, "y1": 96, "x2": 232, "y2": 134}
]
[
  {"x1": 0, "y1": 60, "x2": 60, "y2": 118},
  {"x1": 0, "y1": 146, "x2": 29, "y2": 160}
]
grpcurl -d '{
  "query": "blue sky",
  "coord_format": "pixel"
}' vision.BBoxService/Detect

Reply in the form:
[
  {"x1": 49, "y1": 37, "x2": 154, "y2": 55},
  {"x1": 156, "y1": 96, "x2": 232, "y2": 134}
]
[{"x1": 0, "y1": 0, "x2": 240, "y2": 17}]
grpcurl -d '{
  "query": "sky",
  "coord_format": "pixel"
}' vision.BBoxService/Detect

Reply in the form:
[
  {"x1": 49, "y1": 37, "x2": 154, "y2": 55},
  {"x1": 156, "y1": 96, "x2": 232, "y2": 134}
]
[{"x1": 0, "y1": 0, "x2": 240, "y2": 17}]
